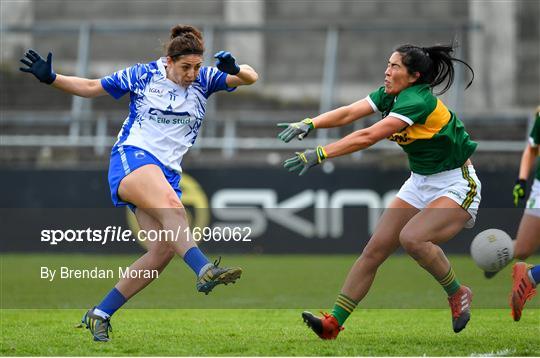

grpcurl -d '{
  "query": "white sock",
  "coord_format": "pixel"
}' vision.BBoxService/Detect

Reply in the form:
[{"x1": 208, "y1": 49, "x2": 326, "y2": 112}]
[
  {"x1": 528, "y1": 269, "x2": 537, "y2": 287},
  {"x1": 92, "y1": 308, "x2": 110, "y2": 319},
  {"x1": 198, "y1": 263, "x2": 213, "y2": 278}
]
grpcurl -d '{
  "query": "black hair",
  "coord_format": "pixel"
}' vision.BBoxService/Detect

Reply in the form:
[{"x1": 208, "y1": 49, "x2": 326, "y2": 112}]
[{"x1": 395, "y1": 44, "x2": 474, "y2": 95}]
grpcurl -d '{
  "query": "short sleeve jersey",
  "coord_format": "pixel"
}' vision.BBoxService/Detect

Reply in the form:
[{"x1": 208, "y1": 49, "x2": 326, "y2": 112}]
[
  {"x1": 367, "y1": 84, "x2": 477, "y2": 175},
  {"x1": 528, "y1": 107, "x2": 540, "y2": 180},
  {"x1": 100, "y1": 57, "x2": 233, "y2": 173}
]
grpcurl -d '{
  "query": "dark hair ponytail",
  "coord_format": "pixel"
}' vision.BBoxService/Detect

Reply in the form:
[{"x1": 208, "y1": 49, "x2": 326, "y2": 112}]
[
  {"x1": 395, "y1": 44, "x2": 474, "y2": 95},
  {"x1": 165, "y1": 24, "x2": 204, "y2": 61}
]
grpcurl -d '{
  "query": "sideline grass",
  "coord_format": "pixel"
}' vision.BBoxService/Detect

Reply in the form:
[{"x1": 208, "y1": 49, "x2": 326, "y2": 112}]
[{"x1": 1, "y1": 308, "x2": 538, "y2": 356}]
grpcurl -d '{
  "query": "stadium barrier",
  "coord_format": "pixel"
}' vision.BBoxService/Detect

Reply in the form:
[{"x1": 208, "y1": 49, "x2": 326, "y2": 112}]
[{"x1": 1, "y1": 166, "x2": 524, "y2": 254}]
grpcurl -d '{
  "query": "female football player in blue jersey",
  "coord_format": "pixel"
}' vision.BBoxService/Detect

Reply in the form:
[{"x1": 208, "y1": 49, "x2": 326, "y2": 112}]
[
  {"x1": 20, "y1": 24, "x2": 258, "y2": 342},
  {"x1": 278, "y1": 44, "x2": 479, "y2": 338}
]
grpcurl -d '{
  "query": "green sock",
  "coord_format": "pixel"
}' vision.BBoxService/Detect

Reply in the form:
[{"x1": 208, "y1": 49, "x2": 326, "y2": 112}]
[
  {"x1": 330, "y1": 293, "x2": 358, "y2": 326},
  {"x1": 439, "y1": 267, "x2": 461, "y2": 296}
]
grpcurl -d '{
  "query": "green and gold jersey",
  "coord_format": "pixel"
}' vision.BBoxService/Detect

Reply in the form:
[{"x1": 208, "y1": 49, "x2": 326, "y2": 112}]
[
  {"x1": 529, "y1": 106, "x2": 540, "y2": 181},
  {"x1": 367, "y1": 84, "x2": 477, "y2": 175}
]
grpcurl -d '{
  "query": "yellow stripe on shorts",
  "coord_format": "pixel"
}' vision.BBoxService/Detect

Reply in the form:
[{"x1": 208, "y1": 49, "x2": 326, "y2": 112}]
[{"x1": 460, "y1": 166, "x2": 477, "y2": 210}]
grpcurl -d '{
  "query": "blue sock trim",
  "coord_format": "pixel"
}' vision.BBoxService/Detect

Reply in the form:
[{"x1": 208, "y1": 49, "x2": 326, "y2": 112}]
[
  {"x1": 183, "y1": 247, "x2": 210, "y2": 276},
  {"x1": 530, "y1": 265, "x2": 540, "y2": 285},
  {"x1": 96, "y1": 287, "x2": 127, "y2": 317}
]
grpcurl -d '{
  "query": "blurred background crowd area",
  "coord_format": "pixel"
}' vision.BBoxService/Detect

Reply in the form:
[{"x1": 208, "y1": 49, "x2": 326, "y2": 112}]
[{"x1": 1, "y1": 0, "x2": 539, "y2": 170}]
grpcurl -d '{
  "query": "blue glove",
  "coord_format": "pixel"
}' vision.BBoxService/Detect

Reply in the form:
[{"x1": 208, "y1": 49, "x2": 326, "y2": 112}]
[
  {"x1": 283, "y1": 146, "x2": 327, "y2": 176},
  {"x1": 214, "y1": 51, "x2": 240, "y2": 75},
  {"x1": 19, "y1": 49, "x2": 57, "y2": 84}
]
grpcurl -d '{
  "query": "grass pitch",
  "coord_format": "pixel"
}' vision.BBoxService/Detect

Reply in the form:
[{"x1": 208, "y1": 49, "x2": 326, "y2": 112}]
[
  {"x1": 1, "y1": 254, "x2": 539, "y2": 355},
  {"x1": 1, "y1": 308, "x2": 539, "y2": 356}
]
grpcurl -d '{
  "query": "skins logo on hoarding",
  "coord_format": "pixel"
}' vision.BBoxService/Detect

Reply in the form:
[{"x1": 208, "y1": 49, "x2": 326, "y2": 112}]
[
  {"x1": 211, "y1": 189, "x2": 399, "y2": 238},
  {"x1": 128, "y1": 175, "x2": 398, "y2": 241}
]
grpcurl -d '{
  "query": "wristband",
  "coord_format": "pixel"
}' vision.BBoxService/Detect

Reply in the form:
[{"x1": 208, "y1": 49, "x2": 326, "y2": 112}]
[
  {"x1": 316, "y1": 146, "x2": 327, "y2": 163},
  {"x1": 302, "y1": 118, "x2": 316, "y2": 129}
]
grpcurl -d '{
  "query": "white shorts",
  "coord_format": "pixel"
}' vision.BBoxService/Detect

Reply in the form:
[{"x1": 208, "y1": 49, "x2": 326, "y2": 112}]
[
  {"x1": 396, "y1": 165, "x2": 482, "y2": 228},
  {"x1": 525, "y1": 179, "x2": 540, "y2": 218}
]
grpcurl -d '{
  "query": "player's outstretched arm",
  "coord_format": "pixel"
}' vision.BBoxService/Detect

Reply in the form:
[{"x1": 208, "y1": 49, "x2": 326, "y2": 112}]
[
  {"x1": 312, "y1": 98, "x2": 376, "y2": 129},
  {"x1": 323, "y1": 116, "x2": 404, "y2": 158},
  {"x1": 20, "y1": 49, "x2": 107, "y2": 98},
  {"x1": 215, "y1": 51, "x2": 258, "y2": 87},
  {"x1": 277, "y1": 99, "x2": 375, "y2": 143},
  {"x1": 283, "y1": 116, "x2": 404, "y2": 176},
  {"x1": 51, "y1": 75, "x2": 106, "y2": 98}
]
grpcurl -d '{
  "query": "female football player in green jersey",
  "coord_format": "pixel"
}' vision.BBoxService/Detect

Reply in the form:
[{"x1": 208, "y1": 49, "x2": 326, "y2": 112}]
[
  {"x1": 512, "y1": 107, "x2": 540, "y2": 260},
  {"x1": 278, "y1": 44, "x2": 479, "y2": 337},
  {"x1": 507, "y1": 106, "x2": 540, "y2": 321}
]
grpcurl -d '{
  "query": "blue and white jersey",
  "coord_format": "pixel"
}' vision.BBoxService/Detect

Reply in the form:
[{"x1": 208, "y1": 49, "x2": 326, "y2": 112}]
[{"x1": 101, "y1": 57, "x2": 233, "y2": 172}]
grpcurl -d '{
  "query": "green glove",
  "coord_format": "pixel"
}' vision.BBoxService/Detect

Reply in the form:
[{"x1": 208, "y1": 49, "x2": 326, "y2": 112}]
[
  {"x1": 283, "y1": 146, "x2": 327, "y2": 176},
  {"x1": 277, "y1": 118, "x2": 315, "y2": 142},
  {"x1": 513, "y1": 179, "x2": 527, "y2": 207}
]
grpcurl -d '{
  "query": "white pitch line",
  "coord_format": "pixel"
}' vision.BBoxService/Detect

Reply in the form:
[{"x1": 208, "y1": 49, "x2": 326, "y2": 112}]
[{"x1": 470, "y1": 348, "x2": 516, "y2": 357}]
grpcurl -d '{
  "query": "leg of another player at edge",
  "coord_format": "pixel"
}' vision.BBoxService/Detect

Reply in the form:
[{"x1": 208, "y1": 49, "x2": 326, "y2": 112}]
[
  {"x1": 399, "y1": 197, "x2": 470, "y2": 295},
  {"x1": 331, "y1": 198, "x2": 419, "y2": 326},
  {"x1": 93, "y1": 209, "x2": 175, "y2": 319},
  {"x1": 514, "y1": 213, "x2": 540, "y2": 260},
  {"x1": 530, "y1": 265, "x2": 540, "y2": 287}
]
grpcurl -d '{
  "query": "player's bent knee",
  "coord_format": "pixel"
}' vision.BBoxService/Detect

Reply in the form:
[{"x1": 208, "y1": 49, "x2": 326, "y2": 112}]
[
  {"x1": 398, "y1": 230, "x2": 423, "y2": 256},
  {"x1": 164, "y1": 191, "x2": 182, "y2": 208},
  {"x1": 152, "y1": 206, "x2": 186, "y2": 226}
]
